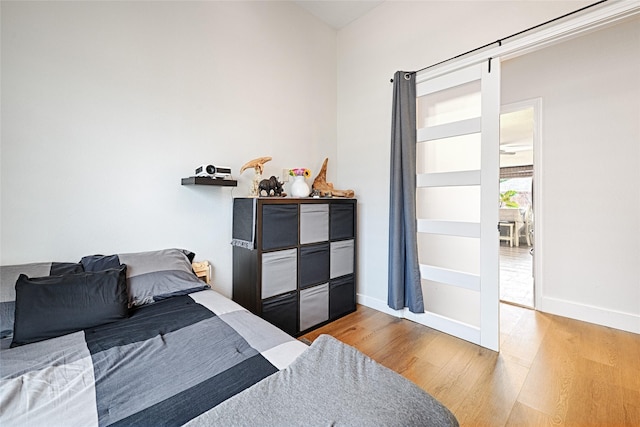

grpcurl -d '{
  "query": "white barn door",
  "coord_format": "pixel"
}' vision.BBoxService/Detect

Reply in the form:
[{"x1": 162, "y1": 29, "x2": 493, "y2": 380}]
[{"x1": 409, "y1": 60, "x2": 501, "y2": 351}]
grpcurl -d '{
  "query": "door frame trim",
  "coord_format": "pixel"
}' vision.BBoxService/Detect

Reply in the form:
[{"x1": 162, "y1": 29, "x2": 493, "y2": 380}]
[{"x1": 500, "y1": 98, "x2": 542, "y2": 309}]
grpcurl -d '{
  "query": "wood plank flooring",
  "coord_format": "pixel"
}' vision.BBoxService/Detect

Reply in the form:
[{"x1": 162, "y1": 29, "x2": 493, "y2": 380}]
[
  {"x1": 500, "y1": 243, "x2": 534, "y2": 308},
  {"x1": 301, "y1": 304, "x2": 640, "y2": 426}
]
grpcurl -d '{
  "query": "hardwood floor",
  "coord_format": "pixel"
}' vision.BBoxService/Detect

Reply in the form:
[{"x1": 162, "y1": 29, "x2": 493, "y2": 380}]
[
  {"x1": 500, "y1": 243, "x2": 534, "y2": 308},
  {"x1": 301, "y1": 304, "x2": 640, "y2": 426}
]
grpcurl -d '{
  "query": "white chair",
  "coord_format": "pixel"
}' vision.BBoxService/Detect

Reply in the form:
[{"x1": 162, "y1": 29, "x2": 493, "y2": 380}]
[
  {"x1": 499, "y1": 221, "x2": 515, "y2": 247},
  {"x1": 499, "y1": 208, "x2": 522, "y2": 246}
]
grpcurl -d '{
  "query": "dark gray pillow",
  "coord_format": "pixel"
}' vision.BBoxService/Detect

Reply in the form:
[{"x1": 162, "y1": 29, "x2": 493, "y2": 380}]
[
  {"x1": 0, "y1": 262, "x2": 84, "y2": 339},
  {"x1": 81, "y1": 249, "x2": 207, "y2": 307},
  {"x1": 11, "y1": 265, "x2": 128, "y2": 347}
]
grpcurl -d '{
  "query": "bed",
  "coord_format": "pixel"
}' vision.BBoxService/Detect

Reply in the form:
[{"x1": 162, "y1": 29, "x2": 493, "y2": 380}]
[{"x1": 0, "y1": 248, "x2": 458, "y2": 426}]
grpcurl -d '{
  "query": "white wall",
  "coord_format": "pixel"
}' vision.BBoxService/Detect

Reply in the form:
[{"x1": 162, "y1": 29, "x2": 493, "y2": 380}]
[
  {"x1": 338, "y1": 1, "x2": 639, "y2": 334},
  {"x1": 335, "y1": 1, "x2": 592, "y2": 305},
  {"x1": 502, "y1": 17, "x2": 640, "y2": 332},
  {"x1": 0, "y1": 1, "x2": 337, "y2": 297}
]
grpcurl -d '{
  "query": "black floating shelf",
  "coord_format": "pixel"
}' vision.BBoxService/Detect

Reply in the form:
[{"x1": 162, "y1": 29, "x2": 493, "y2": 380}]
[{"x1": 181, "y1": 177, "x2": 237, "y2": 187}]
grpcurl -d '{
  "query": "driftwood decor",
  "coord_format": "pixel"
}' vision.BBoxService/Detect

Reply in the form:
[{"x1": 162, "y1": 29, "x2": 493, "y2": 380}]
[{"x1": 312, "y1": 158, "x2": 355, "y2": 198}]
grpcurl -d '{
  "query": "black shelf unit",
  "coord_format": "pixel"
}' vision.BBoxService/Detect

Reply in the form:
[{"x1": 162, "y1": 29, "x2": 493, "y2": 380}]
[
  {"x1": 181, "y1": 177, "x2": 237, "y2": 187},
  {"x1": 232, "y1": 197, "x2": 357, "y2": 337}
]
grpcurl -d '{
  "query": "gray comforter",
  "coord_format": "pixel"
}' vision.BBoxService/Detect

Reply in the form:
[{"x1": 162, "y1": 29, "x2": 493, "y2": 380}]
[
  {"x1": 0, "y1": 290, "x2": 307, "y2": 426},
  {"x1": 187, "y1": 334, "x2": 459, "y2": 427},
  {"x1": 1, "y1": 288, "x2": 457, "y2": 426}
]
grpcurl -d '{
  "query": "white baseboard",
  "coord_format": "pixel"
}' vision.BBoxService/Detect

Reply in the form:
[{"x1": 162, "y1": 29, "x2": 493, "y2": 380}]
[
  {"x1": 356, "y1": 293, "x2": 482, "y2": 345},
  {"x1": 358, "y1": 293, "x2": 640, "y2": 335},
  {"x1": 536, "y1": 295, "x2": 640, "y2": 334},
  {"x1": 356, "y1": 293, "x2": 402, "y2": 317}
]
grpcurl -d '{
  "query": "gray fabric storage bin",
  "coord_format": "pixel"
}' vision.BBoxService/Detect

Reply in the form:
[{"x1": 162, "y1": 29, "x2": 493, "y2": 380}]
[
  {"x1": 299, "y1": 243, "x2": 330, "y2": 289},
  {"x1": 262, "y1": 204, "x2": 298, "y2": 250},
  {"x1": 299, "y1": 283, "x2": 329, "y2": 331},
  {"x1": 330, "y1": 275, "x2": 356, "y2": 318},
  {"x1": 300, "y1": 204, "x2": 329, "y2": 244},
  {"x1": 261, "y1": 248, "x2": 297, "y2": 299},
  {"x1": 261, "y1": 291, "x2": 298, "y2": 337},
  {"x1": 330, "y1": 240, "x2": 354, "y2": 279},
  {"x1": 330, "y1": 203, "x2": 355, "y2": 240}
]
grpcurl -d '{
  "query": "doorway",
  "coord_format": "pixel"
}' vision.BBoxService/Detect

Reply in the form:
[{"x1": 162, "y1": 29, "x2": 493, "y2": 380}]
[{"x1": 499, "y1": 100, "x2": 537, "y2": 308}]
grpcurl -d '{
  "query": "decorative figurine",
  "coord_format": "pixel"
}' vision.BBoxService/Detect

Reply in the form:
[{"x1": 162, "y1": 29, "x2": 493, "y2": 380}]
[
  {"x1": 312, "y1": 158, "x2": 355, "y2": 198},
  {"x1": 258, "y1": 176, "x2": 286, "y2": 197},
  {"x1": 239, "y1": 156, "x2": 272, "y2": 197}
]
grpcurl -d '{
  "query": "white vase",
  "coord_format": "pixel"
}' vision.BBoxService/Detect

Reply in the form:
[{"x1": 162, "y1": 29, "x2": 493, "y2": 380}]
[{"x1": 290, "y1": 175, "x2": 310, "y2": 198}]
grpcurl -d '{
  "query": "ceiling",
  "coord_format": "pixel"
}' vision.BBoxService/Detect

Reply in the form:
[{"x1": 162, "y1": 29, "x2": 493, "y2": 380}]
[
  {"x1": 293, "y1": 1, "x2": 384, "y2": 29},
  {"x1": 500, "y1": 108, "x2": 534, "y2": 152},
  {"x1": 500, "y1": 108, "x2": 534, "y2": 167}
]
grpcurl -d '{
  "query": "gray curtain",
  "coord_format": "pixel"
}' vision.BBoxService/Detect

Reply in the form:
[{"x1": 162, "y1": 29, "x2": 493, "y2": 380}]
[{"x1": 388, "y1": 71, "x2": 424, "y2": 313}]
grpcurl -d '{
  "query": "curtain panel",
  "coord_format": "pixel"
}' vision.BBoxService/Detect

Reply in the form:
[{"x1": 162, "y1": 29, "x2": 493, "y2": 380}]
[{"x1": 388, "y1": 71, "x2": 424, "y2": 313}]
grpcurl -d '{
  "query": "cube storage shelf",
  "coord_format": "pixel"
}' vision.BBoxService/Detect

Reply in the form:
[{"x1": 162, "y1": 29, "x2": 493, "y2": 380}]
[{"x1": 232, "y1": 197, "x2": 357, "y2": 336}]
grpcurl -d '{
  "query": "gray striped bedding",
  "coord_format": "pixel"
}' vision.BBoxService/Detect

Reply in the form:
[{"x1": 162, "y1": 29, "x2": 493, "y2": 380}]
[
  {"x1": 0, "y1": 288, "x2": 457, "y2": 426},
  {"x1": 1, "y1": 289, "x2": 307, "y2": 426}
]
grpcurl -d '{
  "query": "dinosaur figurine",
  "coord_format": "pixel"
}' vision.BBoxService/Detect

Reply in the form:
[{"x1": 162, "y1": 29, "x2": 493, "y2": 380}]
[
  {"x1": 239, "y1": 156, "x2": 272, "y2": 175},
  {"x1": 239, "y1": 156, "x2": 272, "y2": 197}
]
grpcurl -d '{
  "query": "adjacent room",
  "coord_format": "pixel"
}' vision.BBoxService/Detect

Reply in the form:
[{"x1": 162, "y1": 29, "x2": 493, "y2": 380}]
[
  {"x1": 499, "y1": 105, "x2": 535, "y2": 308},
  {"x1": 1, "y1": 1, "x2": 639, "y2": 426}
]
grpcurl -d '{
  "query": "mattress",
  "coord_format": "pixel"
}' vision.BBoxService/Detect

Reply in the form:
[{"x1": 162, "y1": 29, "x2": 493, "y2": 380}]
[
  {"x1": 1, "y1": 286, "x2": 457, "y2": 426},
  {"x1": 0, "y1": 289, "x2": 307, "y2": 426}
]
